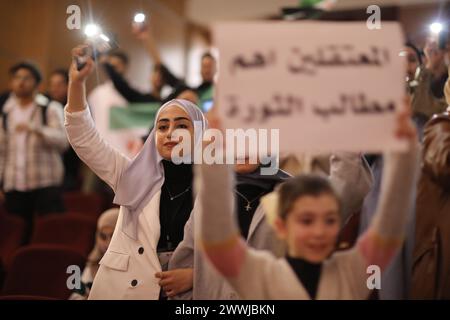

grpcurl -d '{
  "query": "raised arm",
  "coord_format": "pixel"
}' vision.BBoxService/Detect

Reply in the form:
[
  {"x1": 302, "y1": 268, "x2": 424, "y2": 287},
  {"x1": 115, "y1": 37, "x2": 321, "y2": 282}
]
[
  {"x1": 66, "y1": 45, "x2": 130, "y2": 191},
  {"x1": 132, "y1": 23, "x2": 162, "y2": 65},
  {"x1": 197, "y1": 162, "x2": 248, "y2": 278},
  {"x1": 133, "y1": 24, "x2": 184, "y2": 89},
  {"x1": 103, "y1": 62, "x2": 160, "y2": 103}
]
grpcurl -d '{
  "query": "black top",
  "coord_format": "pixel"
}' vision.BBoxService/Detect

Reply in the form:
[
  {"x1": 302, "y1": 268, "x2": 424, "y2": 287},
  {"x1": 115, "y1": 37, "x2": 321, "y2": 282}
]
[
  {"x1": 103, "y1": 63, "x2": 189, "y2": 104},
  {"x1": 235, "y1": 184, "x2": 266, "y2": 239},
  {"x1": 234, "y1": 167, "x2": 290, "y2": 239},
  {"x1": 157, "y1": 160, "x2": 193, "y2": 252},
  {"x1": 286, "y1": 256, "x2": 322, "y2": 299}
]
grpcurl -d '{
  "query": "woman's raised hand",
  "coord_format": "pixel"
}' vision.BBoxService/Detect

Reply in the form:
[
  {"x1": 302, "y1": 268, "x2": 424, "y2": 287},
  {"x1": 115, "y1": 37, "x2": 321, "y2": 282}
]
[{"x1": 69, "y1": 45, "x2": 95, "y2": 84}]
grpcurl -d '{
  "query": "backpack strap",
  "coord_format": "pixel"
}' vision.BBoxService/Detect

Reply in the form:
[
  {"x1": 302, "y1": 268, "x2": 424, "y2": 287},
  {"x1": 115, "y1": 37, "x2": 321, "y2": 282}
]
[
  {"x1": 39, "y1": 103, "x2": 48, "y2": 126},
  {"x1": 0, "y1": 92, "x2": 11, "y2": 131},
  {"x1": 35, "y1": 94, "x2": 50, "y2": 126},
  {"x1": 0, "y1": 92, "x2": 9, "y2": 111}
]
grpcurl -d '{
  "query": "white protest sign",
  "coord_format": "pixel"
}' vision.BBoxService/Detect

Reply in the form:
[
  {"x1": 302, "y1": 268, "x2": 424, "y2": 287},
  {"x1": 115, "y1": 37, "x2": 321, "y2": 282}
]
[{"x1": 214, "y1": 22, "x2": 406, "y2": 153}]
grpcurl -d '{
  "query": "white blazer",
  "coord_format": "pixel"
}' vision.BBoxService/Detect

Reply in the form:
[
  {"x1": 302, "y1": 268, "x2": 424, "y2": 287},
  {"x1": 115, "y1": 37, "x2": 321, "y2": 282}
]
[
  {"x1": 90, "y1": 193, "x2": 162, "y2": 299},
  {"x1": 64, "y1": 107, "x2": 162, "y2": 299}
]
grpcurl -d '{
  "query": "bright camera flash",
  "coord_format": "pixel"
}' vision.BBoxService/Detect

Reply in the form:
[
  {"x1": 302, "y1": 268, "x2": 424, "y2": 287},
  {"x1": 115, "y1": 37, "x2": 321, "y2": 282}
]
[
  {"x1": 99, "y1": 34, "x2": 110, "y2": 42},
  {"x1": 430, "y1": 22, "x2": 443, "y2": 34},
  {"x1": 134, "y1": 13, "x2": 146, "y2": 23},
  {"x1": 84, "y1": 24, "x2": 101, "y2": 38}
]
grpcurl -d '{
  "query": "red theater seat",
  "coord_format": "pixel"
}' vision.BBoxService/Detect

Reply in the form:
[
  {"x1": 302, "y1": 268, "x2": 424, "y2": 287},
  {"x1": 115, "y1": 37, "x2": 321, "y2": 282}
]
[
  {"x1": 31, "y1": 215, "x2": 96, "y2": 257},
  {"x1": 2, "y1": 244, "x2": 85, "y2": 299},
  {"x1": 0, "y1": 214, "x2": 25, "y2": 270},
  {"x1": 63, "y1": 192, "x2": 104, "y2": 216}
]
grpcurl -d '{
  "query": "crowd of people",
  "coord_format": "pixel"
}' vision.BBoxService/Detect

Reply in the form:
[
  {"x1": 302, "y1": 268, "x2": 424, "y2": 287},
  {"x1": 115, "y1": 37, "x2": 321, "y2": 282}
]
[{"x1": 0, "y1": 20, "x2": 449, "y2": 301}]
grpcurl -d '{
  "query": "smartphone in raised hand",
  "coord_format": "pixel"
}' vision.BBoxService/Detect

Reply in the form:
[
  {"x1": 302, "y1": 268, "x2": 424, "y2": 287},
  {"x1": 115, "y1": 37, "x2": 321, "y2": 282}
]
[
  {"x1": 132, "y1": 13, "x2": 147, "y2": 34},
  {"x1": 76, "y1": 32, "x2": 118, "y2": 70}
]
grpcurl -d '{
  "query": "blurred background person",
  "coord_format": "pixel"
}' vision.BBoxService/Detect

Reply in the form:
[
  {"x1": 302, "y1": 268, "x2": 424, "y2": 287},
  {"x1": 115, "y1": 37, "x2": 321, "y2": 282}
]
[
  {"x1": 195, "y1": 52, "x2": 216, "y2": 98},
  {"x1": 47, "y1": 69, "x2": 82, "y2": 191},
  {"x1": 411, "y1": 106, "x2": 450, "y2": 299},
  {"x1": 103, "y1": 24, "x2": 188, "y2": 105},
  {"x1": 47, "y1": 69, "x2": 69, "y2": 105},
  {"x1": 88, "y1": 50, "x2": 129, "y2": 151},
  {"x1": 404, "y1": 42, "x2": 422, "y2": 91},
  {"x1": 0, "y1": 62, "x2": 68, "y2": 243},
  {"x1": 410, "y1": 38, "x2": 449, "y2": 119}
]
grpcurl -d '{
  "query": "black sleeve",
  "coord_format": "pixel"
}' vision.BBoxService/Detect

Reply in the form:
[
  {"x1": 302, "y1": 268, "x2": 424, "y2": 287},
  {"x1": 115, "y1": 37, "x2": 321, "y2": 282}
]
[
  {"x1": 103, "y1": 63, "x2": 160, "y2": 104},
  {"x1": 158, "y1": 64, "x2": 194, "y2": 103},
  {"x1": 159, "y1": 64, "x2": 184, "y2": 88},
  {"x1": 162, "y1": 84, "x2": 193, "y2": 104}
]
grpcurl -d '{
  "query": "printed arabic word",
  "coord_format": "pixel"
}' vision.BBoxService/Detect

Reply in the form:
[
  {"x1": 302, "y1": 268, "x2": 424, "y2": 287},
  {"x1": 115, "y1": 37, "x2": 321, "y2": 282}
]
[
  {"x1": 312, "y1": 93, "x2": 395, "y2": 121},
  {"x1": 225, "y1": 94, "x2": 304, "y2": 124}
]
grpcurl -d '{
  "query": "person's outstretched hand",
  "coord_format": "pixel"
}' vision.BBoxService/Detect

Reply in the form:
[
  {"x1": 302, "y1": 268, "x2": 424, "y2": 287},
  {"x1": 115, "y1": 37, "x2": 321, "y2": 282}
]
[{"x1": 132, "y1": 23, "x2": 150, "y2": 41}]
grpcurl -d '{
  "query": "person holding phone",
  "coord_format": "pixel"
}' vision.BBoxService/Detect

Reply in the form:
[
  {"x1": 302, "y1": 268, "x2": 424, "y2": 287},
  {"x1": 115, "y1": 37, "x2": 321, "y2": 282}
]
[
  {"x1": 65, "y1": 46, "x2": 207, "y2": 299},
  {"x1": 102, "y1": 22, "x2": 192, "y2": 105}
]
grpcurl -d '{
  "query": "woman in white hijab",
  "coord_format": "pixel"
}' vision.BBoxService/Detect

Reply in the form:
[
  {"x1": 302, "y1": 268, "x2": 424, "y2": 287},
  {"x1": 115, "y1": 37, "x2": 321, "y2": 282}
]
[
  {"x1": 65, "y1": 45, "x2": 207, "y2": 299},
  {"x1": 69, "y1": 208, "x2": 119, "y2": 300}
]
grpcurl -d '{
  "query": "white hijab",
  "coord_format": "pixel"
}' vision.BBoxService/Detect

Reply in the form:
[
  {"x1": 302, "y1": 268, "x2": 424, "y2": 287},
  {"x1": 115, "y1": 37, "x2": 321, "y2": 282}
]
[{"x1": 113, "y1": 99, "x2": 207, "y2": 239}]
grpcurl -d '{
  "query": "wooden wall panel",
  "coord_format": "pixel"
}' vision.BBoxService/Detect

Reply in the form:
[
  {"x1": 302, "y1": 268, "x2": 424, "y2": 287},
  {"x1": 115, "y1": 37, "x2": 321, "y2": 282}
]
[{"x1": 0, "y1": 0, "x2": 187, "y2": 93}]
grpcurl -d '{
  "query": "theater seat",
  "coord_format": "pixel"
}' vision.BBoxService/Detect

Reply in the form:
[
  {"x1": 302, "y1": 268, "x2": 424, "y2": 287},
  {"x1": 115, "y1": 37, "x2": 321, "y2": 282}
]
[
  {"x1": 2, "y1": 244, "x2": 85, "y2": 299},
  {"x1": 0, "y1": 205, "x2": 8, "y2": 216},
  {"x1": 63, "y1": 192, "x2": 104, "y2": 216},
  {"x1": 0, "y1": 214, "x2": 25, "y2": 271},
  {"x1": 0, "y1": 260, "x2": 5, "y2": 291},
  {"x1": 64, "y1": 211, "x2": 98, "y2": 223},
  {"x1": 31, "y1": 215, "x2": 96, "y2": 257}
]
